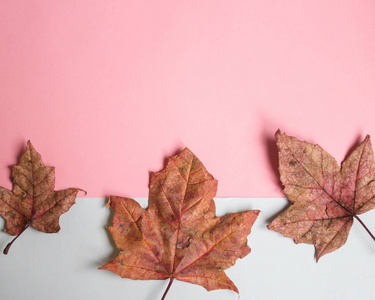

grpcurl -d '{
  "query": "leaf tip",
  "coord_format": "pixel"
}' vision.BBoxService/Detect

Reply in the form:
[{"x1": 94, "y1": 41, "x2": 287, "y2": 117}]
[
  {"x1": 275, "y1": 129, "x2": 285, "y2": 142},
  {"x1": 181, "y1": 147, "x2": 196, "y2": 159},
  {"x1": 184, "y1": 147, "x2": 193, "y2": 155},
  {"x1": 364, "y1": 134, "x2": 371, "y2": 143},
  {"x1": 78, "y1": 189, "x2": 87, "y2": 196},
  {"x1": 26, "y1": 140, "x2": 34, "y2": 148}
]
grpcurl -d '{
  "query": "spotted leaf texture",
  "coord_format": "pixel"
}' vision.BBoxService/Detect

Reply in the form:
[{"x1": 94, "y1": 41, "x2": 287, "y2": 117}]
[
  {"x1": 100, "y1": 148, "x2": 259, "y2": 296},
  {"x1": 268, "y1": 130, "x2": 375, "y2": 261},
  {"x1": 0, "y1": 141, "x2": 84, "y2": 254}
]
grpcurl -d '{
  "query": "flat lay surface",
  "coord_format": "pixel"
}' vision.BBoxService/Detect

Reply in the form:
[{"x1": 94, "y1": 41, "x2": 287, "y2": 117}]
[
  {"x1": 1, "y1": 2, "x2": 374, "y2": 299},
  {"x1": 1, "y1": 1, "x2": 375, "y2": 197},
  {"x1": 0, "y1": 198, "x2": 374, "y2": 300}
]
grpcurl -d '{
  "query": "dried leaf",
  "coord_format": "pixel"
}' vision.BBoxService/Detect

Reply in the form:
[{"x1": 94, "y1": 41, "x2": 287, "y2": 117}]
[
  {"x1": 100, "y1": 148, "x2": 259, "y2": 298},
  {"x1": 268, "y1": 130, "x2": 375, "y2": 261},
  {"x1": 0, "y1": 141, "x2": 85, "y2": 254}
]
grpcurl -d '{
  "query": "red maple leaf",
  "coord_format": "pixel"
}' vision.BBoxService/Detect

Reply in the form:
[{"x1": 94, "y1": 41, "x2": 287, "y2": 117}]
[
  {"x1": 0, "y1": 141, "x2": 85, "y2": 254},
  {"x1": 100, "y1": 148, "x2": 259, "y2": 299},
  {"x1": 268, "y1": 130, "x2": 375, "y2": 261}
]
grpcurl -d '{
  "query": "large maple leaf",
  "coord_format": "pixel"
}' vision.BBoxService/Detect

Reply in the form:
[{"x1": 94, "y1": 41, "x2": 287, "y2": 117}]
[
  {"x1": 268, "y1": 130, "x2": 375, "y2": 261},
  {"x1": 100, "y1": 148, "x2": 259, "y2": 299},
  {"x1": 0, "y1": 141, "x2": 85, "y2": 254}
]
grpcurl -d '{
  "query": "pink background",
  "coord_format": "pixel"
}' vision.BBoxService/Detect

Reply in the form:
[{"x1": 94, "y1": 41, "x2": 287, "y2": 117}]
[{"x1": 1, "y1": 1, "x2": 375, "y2": 197}]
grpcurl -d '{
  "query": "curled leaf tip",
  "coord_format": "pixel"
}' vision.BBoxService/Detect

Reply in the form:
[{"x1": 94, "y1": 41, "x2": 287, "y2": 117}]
[{"x1": 78, "y1": 189, "x2": 87, "y2": 196}]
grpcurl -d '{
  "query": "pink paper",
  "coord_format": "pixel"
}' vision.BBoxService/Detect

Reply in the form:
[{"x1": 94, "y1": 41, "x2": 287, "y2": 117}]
[{"x1": 1, "y1": 1, "x2": 375, "y2": 197}]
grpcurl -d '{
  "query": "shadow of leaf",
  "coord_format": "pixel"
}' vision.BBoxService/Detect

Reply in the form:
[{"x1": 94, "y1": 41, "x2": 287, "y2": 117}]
[
  {"x1": 265, "y1": 198, "x2": 290, "y2": 224},
  {"x1": 96, "y1": 197, "x2": 119, "y2": 267},
  {"x1": 263, "y1": 133, "x2": 282, "y2": 191},
  {"x1": 342, "y1": 134, "x2": 363, "y2": 164}
]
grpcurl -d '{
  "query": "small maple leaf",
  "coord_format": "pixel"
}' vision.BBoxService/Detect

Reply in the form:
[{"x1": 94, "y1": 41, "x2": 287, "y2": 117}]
[
  {"x1": 0, "y1": 141, "x2": 85, "y2": 254},
  {"x1": 100, "y1": 148, "x2": 259, "y2": 299},
  {"x1": 268, "y1": 130, "x2": 375, "y2": 261}
]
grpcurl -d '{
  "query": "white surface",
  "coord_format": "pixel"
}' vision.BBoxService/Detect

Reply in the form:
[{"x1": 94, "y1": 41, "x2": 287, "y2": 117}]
[{"x1": 0, "y1": 198, "x2": 374, "y2": 300}]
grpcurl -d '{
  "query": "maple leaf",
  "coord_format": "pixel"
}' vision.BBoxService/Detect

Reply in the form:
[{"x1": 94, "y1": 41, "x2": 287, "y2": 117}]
[
  {"x1": 268, "y1": 130, "x2": 375, "y2": 261},
  {"x1": 0, "y1": 141, "x2": 85, "y2": 254},
  {"x1": 100, "y1": 148, "x2": 259, "y2": 299}
]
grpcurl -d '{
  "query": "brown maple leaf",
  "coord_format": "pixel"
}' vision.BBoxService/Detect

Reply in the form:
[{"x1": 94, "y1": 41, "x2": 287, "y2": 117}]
[
  {"x1": 268, "y1": 130, "x2": 375, "y2": 261},
  {"x1": 100, "y1": 148, "x2": 259, "y2": 299},
  {"x1": 0, "y1": 141, "x2": 85, "y2": 254}
]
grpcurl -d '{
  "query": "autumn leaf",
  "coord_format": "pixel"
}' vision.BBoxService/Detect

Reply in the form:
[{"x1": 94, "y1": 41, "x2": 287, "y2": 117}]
[
  {"x1": 0, "y1": 141, "x2": 85, "y2": 254},
  {"x1": 100, "y1": 148, "x2": 259, "y2": 299},
  {"x1": 268, "y1": 130, "x2": 375, "y2": 261}
]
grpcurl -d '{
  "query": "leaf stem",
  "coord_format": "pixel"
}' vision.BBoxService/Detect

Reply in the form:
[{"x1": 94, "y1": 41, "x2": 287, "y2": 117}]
[
  {"x1": 354, "y1": 215, "x2": 375, "y2": 242},
  {"x1": 3, "y1": 223, "x2": 30, "y2": 255},
  {"x1": 161, "y1": 277, "x2": 174, "y2": 300}
]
